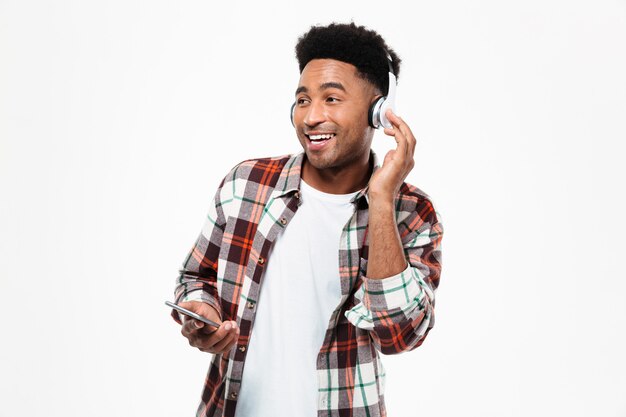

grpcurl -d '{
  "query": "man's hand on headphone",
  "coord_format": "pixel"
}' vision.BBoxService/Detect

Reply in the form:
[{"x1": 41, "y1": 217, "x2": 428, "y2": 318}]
[
  {"x1": 179, "y1": 301, "x2": 240, "y2": 356},
  {"x1": 367, "y1": 109, "x2": 417, "y2": 202}
]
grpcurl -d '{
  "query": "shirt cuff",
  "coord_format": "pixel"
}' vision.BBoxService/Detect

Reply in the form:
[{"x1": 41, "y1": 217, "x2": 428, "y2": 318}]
[
  {"x1": 181, "y1": 291, "x2": 205, "y2": 303},
  {"x1": 344, "y1": 262, "x2": 431, "y2": 330},
  {"x1": 176, "y1": 291, "x2": 222, "y2": 322}
]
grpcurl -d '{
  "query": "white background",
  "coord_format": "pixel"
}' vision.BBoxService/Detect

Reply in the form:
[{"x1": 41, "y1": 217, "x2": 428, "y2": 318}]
[{"x1": 1, "y1": 1, "x2": 625, "y2": 416}]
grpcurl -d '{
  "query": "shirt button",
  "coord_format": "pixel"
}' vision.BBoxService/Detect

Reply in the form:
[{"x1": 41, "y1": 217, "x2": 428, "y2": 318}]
[
  {"x1": 246, "y1": 301, "x2": 255, "y2": 309},
  {"x1": 238, "y1": 345, "x2": 246, "y2": 352},
  {"x1": 279, "y1": 217, "x2": 287, "y2": 225},
  {"x1": 294, "y1": 191, "x2": 301, "y2": 199},
  {"x1": 258, "y1": 256, "x2": 265, "y2": 265},
  {"x1": 229, "y1": 391, "x2": 238, "y2": 400}
]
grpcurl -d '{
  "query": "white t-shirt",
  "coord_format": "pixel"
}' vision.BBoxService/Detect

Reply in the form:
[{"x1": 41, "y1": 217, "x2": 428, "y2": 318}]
[{"x1": 235, "y1": 178, "x2": 359, "y2": 417}]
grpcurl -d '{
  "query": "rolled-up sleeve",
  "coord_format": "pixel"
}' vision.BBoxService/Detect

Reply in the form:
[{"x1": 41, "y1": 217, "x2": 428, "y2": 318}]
[
  {"x1": 171, "y1": 178, "x2": 228, "y2": 324},
  {"x1": 345, "y1": 212, "x2": 444, "y2": 355}
]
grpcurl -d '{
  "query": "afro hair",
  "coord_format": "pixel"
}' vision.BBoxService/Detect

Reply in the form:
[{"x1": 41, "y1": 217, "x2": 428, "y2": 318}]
[{"x1": 295, "y1": 22, "x2": 401, "y2": 95}]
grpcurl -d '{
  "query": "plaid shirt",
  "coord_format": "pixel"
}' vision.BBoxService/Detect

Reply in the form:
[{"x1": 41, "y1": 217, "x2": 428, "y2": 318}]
[{"x1": 172, "y1": 149, "x2": 444, "y2": 417}]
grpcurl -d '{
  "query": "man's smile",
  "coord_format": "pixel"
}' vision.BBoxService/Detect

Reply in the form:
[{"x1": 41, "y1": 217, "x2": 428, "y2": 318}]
[
  {"x1": 304, "y1": 132, "x2": 336, "y2": 150},
  {"x1": 307, "y1": 133, "x2": 336, "y2": 141}
]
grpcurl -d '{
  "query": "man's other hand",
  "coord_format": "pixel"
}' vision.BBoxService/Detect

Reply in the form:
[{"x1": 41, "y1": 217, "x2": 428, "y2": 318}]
[{"x1": 179, "y1": 301, "x2": 239, "y2": 356}]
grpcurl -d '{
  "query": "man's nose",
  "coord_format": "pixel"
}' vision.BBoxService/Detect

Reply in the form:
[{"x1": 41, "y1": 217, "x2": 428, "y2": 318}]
[{"x1": 303, "y1": 101, "x2": 326, "y2": 126}]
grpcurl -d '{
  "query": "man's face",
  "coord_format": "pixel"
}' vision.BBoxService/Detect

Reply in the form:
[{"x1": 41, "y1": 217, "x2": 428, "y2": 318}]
[{"x1": 293, "y1": 59, "x2": 377, "y2": 172}]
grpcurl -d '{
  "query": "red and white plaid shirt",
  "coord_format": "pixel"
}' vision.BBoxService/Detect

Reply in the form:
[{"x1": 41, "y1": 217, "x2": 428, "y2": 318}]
[{"x1": 172, "y1": 149, "x2": 444, "y2": 417}]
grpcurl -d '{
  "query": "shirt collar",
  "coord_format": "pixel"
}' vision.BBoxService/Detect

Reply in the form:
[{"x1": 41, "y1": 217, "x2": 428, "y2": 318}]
[{"x1": 271, "y1": 149, "x2": 380, "y2": 206}]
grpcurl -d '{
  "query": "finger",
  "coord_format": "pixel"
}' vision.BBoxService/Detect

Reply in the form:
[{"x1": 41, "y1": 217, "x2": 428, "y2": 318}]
[
  {"x1": 213, "y1": 325, "x2": 239, "y2": 353},
  {"x1": 390, "y1": 121, "x2": 408, "y2": 157},
  {"x1": 181, "y1": 318, "x2": 204, "y2": 339},
  {"x1": 217, "y1": 333, "x2": 239, "y2": 356},
  {"x1": 387, "y1": 110, "x2": 416, "y2": 156},
  {"x1": 188, "y1": 332, "x2": 205, "y2": 348},
  {"x1": 383, "y1": 122, "x2": 414, "y2": 176},
  {"x1": 200, "y1": 323, "x2": 219, "y2": 335},
  {"x1": 386, "y1": 108, "x2": 413, "y2": 137},
  {"x1": 196, "y1": 317, "x2": 219, "y2": 335},
  {"x1": 382, "y1": 123, "x2": 403, "y2": 145},
  {"x1": 386, "y1": 109, "x2": 406, "y2": 131},
  {"x1": 194, "y1": 320, "x2": 237, "y2": 351}
]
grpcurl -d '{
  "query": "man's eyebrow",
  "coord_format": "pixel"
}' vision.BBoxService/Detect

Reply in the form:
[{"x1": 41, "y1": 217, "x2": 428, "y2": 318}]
[
  {"x1": 320, "y1": 82, "x2": 346, "y2": 92},
  {"x1": 295, "y1": 82, "x2": 346, "y2": 96}
]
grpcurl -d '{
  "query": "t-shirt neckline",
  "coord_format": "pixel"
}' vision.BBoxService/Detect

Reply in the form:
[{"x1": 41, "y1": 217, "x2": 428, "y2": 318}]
[{"x1": 299, "y1": 178, "x2": 360, "y2": 203}]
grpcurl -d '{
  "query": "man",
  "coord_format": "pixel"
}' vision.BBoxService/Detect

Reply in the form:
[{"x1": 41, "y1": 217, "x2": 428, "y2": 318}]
[{"x1": 171, "y1": 22, "x2": 444, "y2": 417}]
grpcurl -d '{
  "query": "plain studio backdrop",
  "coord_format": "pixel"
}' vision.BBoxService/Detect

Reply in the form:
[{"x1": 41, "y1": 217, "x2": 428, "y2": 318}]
[{"x1": 1, "y1": 0, "x2": 625, "y2": 416}]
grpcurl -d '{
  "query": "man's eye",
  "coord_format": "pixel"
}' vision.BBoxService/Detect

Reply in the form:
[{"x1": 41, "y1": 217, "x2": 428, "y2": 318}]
[
  {"x1": 297, "y1": 98, "x2": 309, "y2": 105},
  {"x1": 326, "y1": 97, "x2": 339, "y2": 103}
]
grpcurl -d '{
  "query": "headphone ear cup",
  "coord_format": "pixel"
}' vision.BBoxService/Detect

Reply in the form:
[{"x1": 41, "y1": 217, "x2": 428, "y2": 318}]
[
  {"x1": 290, "y1": 102, "x2": 296, "y2": 127},
  {"x1": 368, "y1": 96, "x2": 386, "y2": 129}
]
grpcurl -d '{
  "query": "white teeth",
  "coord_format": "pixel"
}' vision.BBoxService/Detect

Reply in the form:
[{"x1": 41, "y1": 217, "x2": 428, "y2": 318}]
[{"x1": 308, "y1": 133, "x2": 335, "y2": 140}]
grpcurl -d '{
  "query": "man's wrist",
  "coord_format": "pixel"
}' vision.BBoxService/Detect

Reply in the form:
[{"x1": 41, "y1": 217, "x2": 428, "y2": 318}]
[
  {"x1": 367, "y1": 189, "x2": 397, "y2": 207},
  {"x1": 368, "y1": 195, "x2": 395, "y2": 214}
]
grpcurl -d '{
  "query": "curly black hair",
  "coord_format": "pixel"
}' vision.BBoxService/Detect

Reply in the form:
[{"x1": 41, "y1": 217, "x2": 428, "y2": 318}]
[{"x1": 295, "y1": 22, "x2": 401, "y2": 95}]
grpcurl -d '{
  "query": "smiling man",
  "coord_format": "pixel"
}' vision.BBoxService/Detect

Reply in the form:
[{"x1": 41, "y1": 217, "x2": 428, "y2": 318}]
[{"x1": 171, "y1": 22, "x2": 444, "y2": 417}]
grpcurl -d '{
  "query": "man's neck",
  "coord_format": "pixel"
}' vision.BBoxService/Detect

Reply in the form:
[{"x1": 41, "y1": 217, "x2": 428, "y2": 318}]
[{"x1": 301, "y1": 152, "x2": 373, "y2": 194}]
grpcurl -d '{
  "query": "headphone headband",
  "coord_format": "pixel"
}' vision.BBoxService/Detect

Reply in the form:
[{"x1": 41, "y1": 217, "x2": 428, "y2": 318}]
[
  {"x1": 368, "y1": 51, "x2": 397, "y2": 129},
  {"x1": 385, "y1": 52, "x2": 394, "y2": 74}
]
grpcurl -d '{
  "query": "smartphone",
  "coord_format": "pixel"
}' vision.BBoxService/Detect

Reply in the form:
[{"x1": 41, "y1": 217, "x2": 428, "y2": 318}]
[{"x1": 165, "y1": 300, "x2": 221, "y2": 329}]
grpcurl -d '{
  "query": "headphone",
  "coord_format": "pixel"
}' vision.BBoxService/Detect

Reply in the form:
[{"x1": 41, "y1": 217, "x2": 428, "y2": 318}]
[{"x1": 290, "y1": 52, "x2": 397, "y2": 129}]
